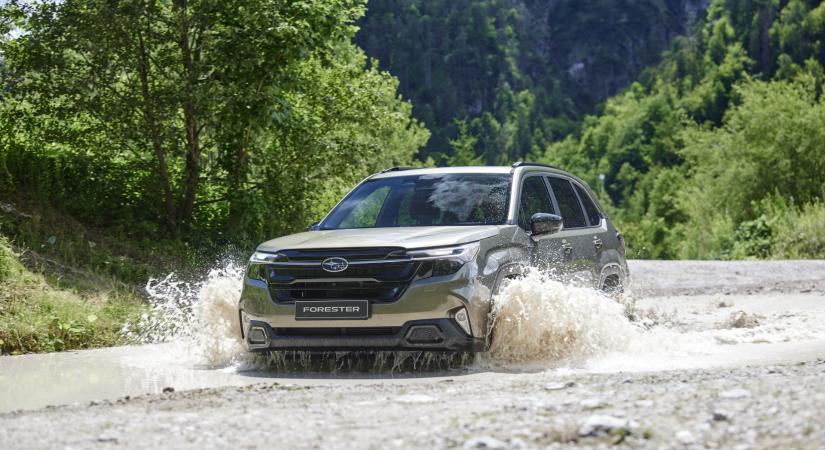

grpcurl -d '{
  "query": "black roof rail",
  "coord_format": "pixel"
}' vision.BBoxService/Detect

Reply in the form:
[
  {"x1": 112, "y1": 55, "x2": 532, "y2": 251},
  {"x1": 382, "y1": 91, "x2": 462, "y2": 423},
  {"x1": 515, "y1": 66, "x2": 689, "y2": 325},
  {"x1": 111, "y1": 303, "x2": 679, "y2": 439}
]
[
  {"x1": 510, "y1": 161, "x2": 559, "y2": 170},
  {"x1": 379, "y1": 166, "x2": 416, "y2": 174}
]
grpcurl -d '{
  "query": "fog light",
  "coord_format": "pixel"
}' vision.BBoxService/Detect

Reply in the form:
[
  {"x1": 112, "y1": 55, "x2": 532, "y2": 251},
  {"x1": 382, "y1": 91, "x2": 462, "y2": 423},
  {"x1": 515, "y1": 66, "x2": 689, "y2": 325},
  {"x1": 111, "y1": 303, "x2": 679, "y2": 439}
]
[
  {"x1": 454, "y1": 308, "x2": 472, "y2": 336},
  {"x1": 248, "y1": 326, "x2": 268, "y2": 344},
  {"x1": 406, "y1": 325, "x2": 444, "y2": 344}
]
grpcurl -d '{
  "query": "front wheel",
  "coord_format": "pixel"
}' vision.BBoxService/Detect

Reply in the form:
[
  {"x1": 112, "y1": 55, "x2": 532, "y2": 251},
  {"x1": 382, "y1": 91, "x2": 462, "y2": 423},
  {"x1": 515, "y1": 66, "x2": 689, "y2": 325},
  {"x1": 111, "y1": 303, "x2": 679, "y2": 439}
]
[{"x1": 600, "y1": 274, "x2": 624, "y2": 297}]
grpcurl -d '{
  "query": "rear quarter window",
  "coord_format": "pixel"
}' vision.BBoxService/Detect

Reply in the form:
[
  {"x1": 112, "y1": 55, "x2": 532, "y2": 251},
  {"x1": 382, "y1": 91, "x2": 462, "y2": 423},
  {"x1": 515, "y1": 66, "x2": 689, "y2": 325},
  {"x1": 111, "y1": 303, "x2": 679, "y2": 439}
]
[
  {"x1": 574, "y1": 184, "x2": 602, "y2": 226},
  {"x1": 547, "y1": 177, "x2": 587, "y2": 229}
]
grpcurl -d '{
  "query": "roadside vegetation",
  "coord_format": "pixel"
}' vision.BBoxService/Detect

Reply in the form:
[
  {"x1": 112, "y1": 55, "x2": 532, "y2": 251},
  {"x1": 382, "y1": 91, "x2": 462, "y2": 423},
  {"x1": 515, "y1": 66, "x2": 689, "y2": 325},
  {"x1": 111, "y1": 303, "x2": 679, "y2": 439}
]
[{"x1": 0, "y1": 234, "x2": 145, "y2": 354}]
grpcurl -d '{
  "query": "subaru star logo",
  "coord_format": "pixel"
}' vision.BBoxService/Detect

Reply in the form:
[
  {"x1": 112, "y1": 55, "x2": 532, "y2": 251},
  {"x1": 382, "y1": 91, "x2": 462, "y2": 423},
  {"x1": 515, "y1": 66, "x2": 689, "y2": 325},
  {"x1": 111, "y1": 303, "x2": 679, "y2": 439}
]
[{"x1": 321, "y1": 257, "x2": 349, "y2": 273}]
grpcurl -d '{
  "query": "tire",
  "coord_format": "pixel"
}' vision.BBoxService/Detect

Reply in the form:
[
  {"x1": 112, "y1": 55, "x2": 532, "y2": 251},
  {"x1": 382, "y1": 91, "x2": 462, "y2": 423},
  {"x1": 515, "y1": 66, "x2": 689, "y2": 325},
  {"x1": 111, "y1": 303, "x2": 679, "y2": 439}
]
[{"x1": 601, "y1": 274, "x2": 623, "y2": 297}]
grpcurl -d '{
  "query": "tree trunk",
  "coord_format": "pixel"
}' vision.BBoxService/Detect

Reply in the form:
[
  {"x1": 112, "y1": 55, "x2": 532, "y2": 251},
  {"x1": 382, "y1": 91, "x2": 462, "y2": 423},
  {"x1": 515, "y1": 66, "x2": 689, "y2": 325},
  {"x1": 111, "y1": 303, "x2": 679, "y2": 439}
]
[
  {"x1": 175, "y1": 0, "x2": 201, "y2": 227},
  {"x1": 757, "y1": 3, "x2": 774, "y2": 76},
  {"x1": 136, "y1": 24, "x2": 176, "y2": 228}
]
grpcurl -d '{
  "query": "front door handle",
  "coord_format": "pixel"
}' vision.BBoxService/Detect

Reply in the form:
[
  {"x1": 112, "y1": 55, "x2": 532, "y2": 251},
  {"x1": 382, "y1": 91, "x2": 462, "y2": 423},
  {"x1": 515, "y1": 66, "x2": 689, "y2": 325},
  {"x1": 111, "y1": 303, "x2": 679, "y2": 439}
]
[{"x1": 593, "y1": 236, "x2": 603, "y2": 250}]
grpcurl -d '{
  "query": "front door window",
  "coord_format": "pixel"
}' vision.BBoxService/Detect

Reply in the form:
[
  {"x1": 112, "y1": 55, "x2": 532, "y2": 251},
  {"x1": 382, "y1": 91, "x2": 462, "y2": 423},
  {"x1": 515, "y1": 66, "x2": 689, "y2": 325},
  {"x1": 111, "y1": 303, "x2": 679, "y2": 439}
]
[{"x1": 518, "y1": 176, "x2": 555, "y2": 230}]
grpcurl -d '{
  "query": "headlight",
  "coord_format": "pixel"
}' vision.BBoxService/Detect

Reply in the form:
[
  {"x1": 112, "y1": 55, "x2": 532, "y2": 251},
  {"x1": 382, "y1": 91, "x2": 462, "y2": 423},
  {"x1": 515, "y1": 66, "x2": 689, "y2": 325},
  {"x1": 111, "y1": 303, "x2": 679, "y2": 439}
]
[
  {"x1": 410, "y1": 242, "x2": 480, "y2": 278},
  {"x1": 249, "y1": 251, "x2": 287, "y2": 263},
  {"x1": 247, "y1": 252, "x2": 287, "y2": 279}
]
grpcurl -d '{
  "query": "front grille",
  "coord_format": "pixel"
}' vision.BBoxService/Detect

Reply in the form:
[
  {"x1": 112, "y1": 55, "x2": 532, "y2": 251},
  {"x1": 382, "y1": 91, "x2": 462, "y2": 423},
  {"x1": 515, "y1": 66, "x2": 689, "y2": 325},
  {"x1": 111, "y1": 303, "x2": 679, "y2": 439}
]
[
  {"x1": 271, "y1": 280, "x2": 407, "y2": 302},
  {"x1": 274, "y1": 327, "x2": 401, "y2": 336},
  {"x1": 279, "y1": 247, "x2": 405, "y2": 262},
  {"x1": 270, "y1": 262, "x2": 413, "y2": 280},
  {"x1": 266, "y1": 247, "x2": 417, "y2": 303}
]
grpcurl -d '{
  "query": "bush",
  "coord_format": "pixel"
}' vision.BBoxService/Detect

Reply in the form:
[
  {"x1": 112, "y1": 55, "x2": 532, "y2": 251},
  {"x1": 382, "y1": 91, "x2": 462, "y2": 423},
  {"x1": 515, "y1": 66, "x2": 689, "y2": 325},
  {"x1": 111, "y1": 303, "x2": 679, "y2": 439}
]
[
  {"x1": 725, "y1": 196, "x2": 825, "y2": 259},
  {"x1": 772, "y1": 202, "x2": 825, "y2": 258}
]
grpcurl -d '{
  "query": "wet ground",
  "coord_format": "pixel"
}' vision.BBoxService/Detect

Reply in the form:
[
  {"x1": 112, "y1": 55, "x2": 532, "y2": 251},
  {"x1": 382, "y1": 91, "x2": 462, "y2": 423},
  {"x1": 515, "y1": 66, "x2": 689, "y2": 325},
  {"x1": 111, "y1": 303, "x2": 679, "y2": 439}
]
[{"x1": 1, "y1": 260, "x2": 825, "y2": 448}]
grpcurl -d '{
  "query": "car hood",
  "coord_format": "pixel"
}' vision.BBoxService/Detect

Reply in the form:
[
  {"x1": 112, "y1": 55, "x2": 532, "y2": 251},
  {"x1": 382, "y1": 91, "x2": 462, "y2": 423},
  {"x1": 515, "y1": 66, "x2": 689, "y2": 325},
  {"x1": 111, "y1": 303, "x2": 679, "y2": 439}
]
[{"x1": 257, "y1": 226, "x2": 502, "y2": 252}]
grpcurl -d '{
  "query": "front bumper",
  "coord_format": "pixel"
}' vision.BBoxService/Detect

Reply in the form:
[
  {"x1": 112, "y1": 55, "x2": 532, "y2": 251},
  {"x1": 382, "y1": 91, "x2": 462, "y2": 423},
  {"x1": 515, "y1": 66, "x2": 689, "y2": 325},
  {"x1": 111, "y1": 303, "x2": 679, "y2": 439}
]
[
  {"x1": 239, "y1": 261, "x2": 494, "y2": 352},
  {"x1": 244, "y1": 318, "x2": 486, "y2": 352}
]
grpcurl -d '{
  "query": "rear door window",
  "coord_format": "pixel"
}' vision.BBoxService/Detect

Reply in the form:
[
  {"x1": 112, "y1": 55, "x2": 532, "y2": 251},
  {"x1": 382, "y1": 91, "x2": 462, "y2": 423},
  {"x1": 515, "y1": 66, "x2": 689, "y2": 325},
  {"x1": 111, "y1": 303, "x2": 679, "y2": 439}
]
[
  {"x1": 574, "y1": 184, "x2": 602, "y2": 226},
  {"x1": 518, "y1": 176, "x2": 555, "y2": 230},
  {"x1": 547, "y1": 177, "x2": 587, "y2": 229}
]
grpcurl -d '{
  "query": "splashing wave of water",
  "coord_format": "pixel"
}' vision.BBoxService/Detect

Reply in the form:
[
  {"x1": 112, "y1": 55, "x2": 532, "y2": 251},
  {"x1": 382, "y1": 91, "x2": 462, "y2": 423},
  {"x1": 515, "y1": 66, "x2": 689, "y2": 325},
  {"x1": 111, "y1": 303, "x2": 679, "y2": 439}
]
[
  {"x1": 484, "y1": 270, "x2": 638, "y2": 366},
  {"x1": 127, "y1": 262, "x2": 825, "y2": 373},
  {"x1": 125, "y1": 264, "x2": 246, "y2": 367}
]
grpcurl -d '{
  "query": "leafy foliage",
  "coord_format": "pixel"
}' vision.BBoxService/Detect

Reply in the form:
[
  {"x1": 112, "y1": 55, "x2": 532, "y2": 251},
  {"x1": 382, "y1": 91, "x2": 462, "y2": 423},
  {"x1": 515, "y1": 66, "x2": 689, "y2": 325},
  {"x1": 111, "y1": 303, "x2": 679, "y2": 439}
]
[
  {"x1": 0, "y1": 0, "x2": 427, "y2": 247},
  {"x1": 540, "y1": 0, "x2": 825, "y2": 259}
]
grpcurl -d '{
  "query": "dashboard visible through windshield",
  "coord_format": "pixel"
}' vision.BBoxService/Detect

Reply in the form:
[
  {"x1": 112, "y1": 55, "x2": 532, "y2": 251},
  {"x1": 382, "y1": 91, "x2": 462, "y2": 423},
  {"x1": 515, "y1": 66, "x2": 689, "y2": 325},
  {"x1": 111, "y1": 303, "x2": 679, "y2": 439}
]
[{"x1": 320, "y1": 174, "x2": 512, "y2": 229}]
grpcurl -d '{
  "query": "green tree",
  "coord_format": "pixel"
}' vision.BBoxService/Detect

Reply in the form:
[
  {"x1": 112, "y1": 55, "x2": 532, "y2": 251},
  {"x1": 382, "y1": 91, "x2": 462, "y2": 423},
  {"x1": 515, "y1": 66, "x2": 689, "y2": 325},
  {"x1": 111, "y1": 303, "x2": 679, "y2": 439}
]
[
  {"x1": 0, "y1": 0, "x2": 427, "y2": 243},
  {"x1": 678, "y1": 75, "x2": 825, "y2": 257},
  {"x1": 444, "y1": 119, "x2": 482, "y2": 166}
]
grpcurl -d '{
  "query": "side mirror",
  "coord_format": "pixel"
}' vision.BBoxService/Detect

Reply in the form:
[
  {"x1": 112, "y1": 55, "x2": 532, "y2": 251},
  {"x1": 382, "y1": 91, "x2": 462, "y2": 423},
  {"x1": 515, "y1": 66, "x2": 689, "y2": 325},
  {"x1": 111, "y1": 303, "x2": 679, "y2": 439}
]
[
  {"x1": 530, "y1": 213, "x2": 563, "y2": 238},
  {"x1": 307, "y1": 221, "x2": 320, "y2": 231}
]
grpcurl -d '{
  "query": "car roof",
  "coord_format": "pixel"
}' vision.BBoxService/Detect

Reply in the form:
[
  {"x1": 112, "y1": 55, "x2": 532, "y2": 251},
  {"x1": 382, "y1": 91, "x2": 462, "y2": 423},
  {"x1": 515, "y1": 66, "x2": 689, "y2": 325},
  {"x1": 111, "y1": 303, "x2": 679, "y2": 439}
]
[
  {"x1": 369, "y1": 166, "x2": 514, "y2": 179},
  {"x1": 369, "y1": 164, "x2": 585, "y2": 180}
]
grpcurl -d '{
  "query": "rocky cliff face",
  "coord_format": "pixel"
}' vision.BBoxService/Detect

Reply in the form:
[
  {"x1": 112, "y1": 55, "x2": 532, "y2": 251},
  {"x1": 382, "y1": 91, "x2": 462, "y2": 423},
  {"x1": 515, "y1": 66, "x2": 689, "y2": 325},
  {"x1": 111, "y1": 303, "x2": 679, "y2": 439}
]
[
  {"x1": 517, "y1": 0, "x2": 711, "y2": 109},
  {"x1": 356, "y1": 0, "x2": 709, "y2": 158}
]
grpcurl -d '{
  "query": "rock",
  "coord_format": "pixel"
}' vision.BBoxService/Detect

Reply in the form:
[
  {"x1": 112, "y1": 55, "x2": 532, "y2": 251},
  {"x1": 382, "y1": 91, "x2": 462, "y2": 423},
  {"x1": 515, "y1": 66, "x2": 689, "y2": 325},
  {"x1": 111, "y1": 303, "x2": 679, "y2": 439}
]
[
  {"x1": 162, "y1": 387, "x2": 175, "y2": 393},
  {"x1": 676, "y1": 430, "x2": 695, "y2": 444},
  {"x1": 463, "y1": 436, "x2": 506, "y2": 449},
  {"x1": 719, "y1": 388, "x2": 751, "y2": 399},
  {"x1": 580, "y1": 398, "x2": 605, "y2": 409},
  {"x1": 578, "y1": 415, "x2": 632, "y2": 437},
  {"x1": 712, "y1": 410, "x2": 730, "y2": 422},
  {"x1": 544, "y1": 381, "x2": 575, "y2": 391},
  {"x1": 725, "y1": 311, "x2": 761, "y2": 329},
  {"x1": 395, "y1": 394, "x2": 436, "y2": 404},
  {"x1": 97, "y1": 434, "x2": 118, "y2": 443}
]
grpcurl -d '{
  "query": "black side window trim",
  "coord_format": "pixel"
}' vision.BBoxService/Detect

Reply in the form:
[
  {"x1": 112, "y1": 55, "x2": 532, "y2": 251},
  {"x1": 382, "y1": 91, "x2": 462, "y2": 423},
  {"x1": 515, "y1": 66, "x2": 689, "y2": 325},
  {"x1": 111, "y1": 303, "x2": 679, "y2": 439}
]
[{"x1": 546, "y1": 175, "x2": 601, "y2": 230}]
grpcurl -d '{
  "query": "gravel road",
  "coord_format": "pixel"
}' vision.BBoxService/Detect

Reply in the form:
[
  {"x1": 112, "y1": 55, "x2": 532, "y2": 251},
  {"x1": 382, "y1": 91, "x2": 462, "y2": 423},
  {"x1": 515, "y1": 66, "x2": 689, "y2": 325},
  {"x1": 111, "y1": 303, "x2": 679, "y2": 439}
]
[{"x1": 1, "y1": 260, "x2": 825, "y2": 449}]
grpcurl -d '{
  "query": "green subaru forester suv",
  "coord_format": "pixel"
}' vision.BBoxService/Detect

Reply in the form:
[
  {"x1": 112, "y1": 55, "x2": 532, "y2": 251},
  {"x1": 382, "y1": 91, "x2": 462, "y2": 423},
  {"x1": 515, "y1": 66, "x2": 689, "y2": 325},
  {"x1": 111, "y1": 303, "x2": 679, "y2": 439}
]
[{"x1": 239, "y1": 162, "x2": 627, "y2": 352}]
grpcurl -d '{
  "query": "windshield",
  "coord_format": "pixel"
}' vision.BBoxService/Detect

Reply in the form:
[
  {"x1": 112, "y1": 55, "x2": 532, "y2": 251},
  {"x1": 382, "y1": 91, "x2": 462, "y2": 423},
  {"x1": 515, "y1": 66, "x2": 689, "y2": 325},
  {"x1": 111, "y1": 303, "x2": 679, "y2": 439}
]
[{"x1": 320, "y1": 173, "x2": 512, "y2": 229}]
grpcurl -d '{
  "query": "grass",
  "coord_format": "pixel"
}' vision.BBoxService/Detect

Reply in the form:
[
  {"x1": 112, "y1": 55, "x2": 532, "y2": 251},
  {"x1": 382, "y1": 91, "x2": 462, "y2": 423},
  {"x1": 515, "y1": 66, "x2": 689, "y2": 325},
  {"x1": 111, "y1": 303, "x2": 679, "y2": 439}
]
[
  {"x1": 0, "y1": 235, "x2": 147, "y2": 354},
  {"x1": 0, "y1": 197, "x2": 166, "y2": 354},
  {"x1": 0, "y1": 196, "x2": 201, "y2": 286},
  {"x1": 0, "y1": 196, "x2": 245, "y2": 354}
]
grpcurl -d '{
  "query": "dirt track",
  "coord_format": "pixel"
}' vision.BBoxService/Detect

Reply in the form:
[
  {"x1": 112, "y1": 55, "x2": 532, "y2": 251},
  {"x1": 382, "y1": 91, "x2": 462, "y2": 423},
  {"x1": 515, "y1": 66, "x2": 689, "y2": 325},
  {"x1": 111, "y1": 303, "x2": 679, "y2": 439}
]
[{"x1": 1, "y1": 260, "x2": 825, "y2": 449}]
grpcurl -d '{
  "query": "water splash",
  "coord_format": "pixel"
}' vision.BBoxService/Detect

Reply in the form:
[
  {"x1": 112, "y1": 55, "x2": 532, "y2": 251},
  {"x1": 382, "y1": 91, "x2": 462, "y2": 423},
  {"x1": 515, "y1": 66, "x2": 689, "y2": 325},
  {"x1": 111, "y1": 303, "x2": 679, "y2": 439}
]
[
  {"x1": 256, "y1": 351, "x2": 473, "y2": 373},
  {"x1": 124, "y1": 264, "x2": 246, "y2": 367},
  {"x1": 480, "y1": 270, "x2": 639, "y2": 368},
  {"x1": 479, "y1": 269, "x2": 825, "y2": 373},
  {"x1": 127, "y1": 261, "x2": 825, "y2": 374}
]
